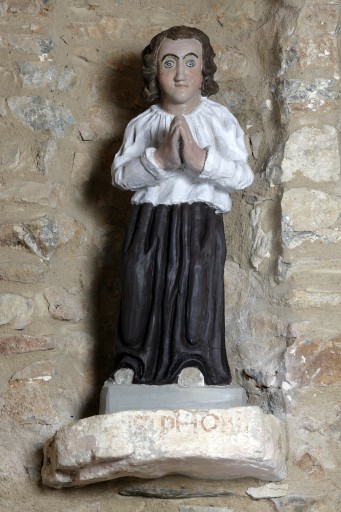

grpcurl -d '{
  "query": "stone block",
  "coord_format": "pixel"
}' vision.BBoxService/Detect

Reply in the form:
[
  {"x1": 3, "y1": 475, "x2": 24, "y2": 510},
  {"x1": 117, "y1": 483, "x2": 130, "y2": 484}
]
[
  {"x1": 272, "y1": 495, "x2": 340, "y2": 512},
  {"x1": 1, "y1": 379, "x2": 56, "y2": 424},
  {"x1": 0, "y1": 293, "x2": 34, "y2": 329},
  {"x1": 250, "y1": 205, "x2": 272, "y2": 270},
  {"x1": 10, "y1": 360, "x2": 55, "y2": 382},
  {"x1": 16, "y1": 62, "x2": 76, "y2": 92},
  {"x1": 277, "y1": 78, "x2": 340, "y2": 113},
  {"x1": 37, "y1": 139, "x2": 57, "y2": 175},
  {"x1": 72, "y1": 152, "x2": 93, "y2": 186},
  {"x1": 15, "y1": 216, "x2": 56, "y2": 261},
  {"x1": 3, "y1": 0, "x2": 41, "y2": 14},
  {"x1": 57, "y1": 66, "x2": 77, "y2": 91},
  {"x1": 246, "y1": 483, "x2": 288, "y2": 499},
  {"x1": 180, "y1": 508, "x2": 232, "y2": 512},
  {"x1": 0, "y1": 181, "x2": 69, "y2": 208},
  {"x1": 281, "y1": 188, "x2": 341, "y2": 248},
  {"x1": 295, "y1": 3, "x2": 339, "y2": 74},
  {"x1": 295, "y1": 452, "x2": 326, "y2": 480},
  {"x1": 63, "y1": 505, "x2": 101, "y2": 512},
  {"x1": 215, "y1": 45, "x2": 248, "y2": 80},
  {"x1": 278, "y1": 257, "x2": 341, "y2": 294},
  {"x1": 0, "y1": 334, "x2": 55, "y2": 354},
  {"x1": 8, "y1": 96, "x2": 75, "y2": 138},
  {"x1": 285, "y1": 336, "x2": 341, "y2": 387},
  {"x1": 287, "y1": 290, "x2": 341, "y2": 309},
  {"x1": 41, "y1": 407, "x2": 287, "y2": 488},
  {"x1": 281, "y1": 126, "x2": 340, "y2": 183},
  {"x1": 16, "y1": 62, "x2": 57, "y2": 88},
  {"x1": 67, "y1": 17, "x2": 125, "y2": 42},
  {"x1": 4, "y1": 213, "x2": 84, "y2": 260},
  {"x1": 44, "y1": 286, "x2": 86, "y2": 321},
  {"x1": 0, "y1": 261, "x2": 46, "y2": 283},
  {"x1": 0, "y1": 34, "x2": 54, "y2": 54},
  {"x1": 0, "y1": 145, "x2": 20, "y2": 171}
]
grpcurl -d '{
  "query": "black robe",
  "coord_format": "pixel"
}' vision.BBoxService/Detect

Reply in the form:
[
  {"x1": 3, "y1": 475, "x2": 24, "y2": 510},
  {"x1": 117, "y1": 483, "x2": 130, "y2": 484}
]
[{"x1": 113, "y1": 201, "x2": 231, "y2": 385}]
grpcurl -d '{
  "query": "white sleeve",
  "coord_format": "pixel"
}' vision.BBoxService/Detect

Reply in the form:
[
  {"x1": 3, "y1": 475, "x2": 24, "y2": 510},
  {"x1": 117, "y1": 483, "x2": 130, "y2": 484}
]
[
  {"x1": 112, "y1": 121, "x2": 169, "y2": 191},
  {"x1": 198, "y1": 115, "x2": 254, "y2": 192}
]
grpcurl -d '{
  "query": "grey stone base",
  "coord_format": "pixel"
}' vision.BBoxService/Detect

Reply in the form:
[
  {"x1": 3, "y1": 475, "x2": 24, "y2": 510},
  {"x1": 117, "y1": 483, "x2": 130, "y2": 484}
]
[
  {"x1": 99, "y1": 380, "x2": 247, "y2": 414},
  {"x1": 41, "y1": 406, "x2": 287, "y2": 488}
]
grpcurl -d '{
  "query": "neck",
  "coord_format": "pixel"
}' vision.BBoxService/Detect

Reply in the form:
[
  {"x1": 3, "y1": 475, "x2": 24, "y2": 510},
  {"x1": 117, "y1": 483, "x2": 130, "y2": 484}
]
[{"x1": 161, "y1": 95, "x2": 201, "y2": 115}]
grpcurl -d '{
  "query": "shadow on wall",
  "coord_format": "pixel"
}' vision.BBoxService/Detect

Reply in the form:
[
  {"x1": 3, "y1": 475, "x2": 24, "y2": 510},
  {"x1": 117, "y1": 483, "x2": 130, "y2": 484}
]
[{"x1": 79, "y1": 52, "x2": 146, "y2": 418}]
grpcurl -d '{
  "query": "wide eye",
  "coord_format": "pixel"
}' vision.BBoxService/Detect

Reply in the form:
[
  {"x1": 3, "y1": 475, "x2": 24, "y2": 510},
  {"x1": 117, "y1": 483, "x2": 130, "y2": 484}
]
[
  {"x1": 163, "y1": 59, "x2": 175, "y2": 69},
  {"x1": 185, "y1": 59, "x2": 196, "y2": 68}
]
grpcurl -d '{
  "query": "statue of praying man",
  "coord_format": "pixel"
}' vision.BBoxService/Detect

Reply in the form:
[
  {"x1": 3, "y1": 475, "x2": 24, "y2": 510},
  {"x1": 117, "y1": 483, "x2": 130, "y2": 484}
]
[{"x1": 111, "y1": 26, "x2": 254, "y2": 385}]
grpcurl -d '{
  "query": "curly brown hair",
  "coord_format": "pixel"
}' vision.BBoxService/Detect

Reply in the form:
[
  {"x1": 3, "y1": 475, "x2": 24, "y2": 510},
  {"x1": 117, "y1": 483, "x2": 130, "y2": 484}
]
[{"x1": 142, "y1": 26, "x2": 219, "y2": 103}]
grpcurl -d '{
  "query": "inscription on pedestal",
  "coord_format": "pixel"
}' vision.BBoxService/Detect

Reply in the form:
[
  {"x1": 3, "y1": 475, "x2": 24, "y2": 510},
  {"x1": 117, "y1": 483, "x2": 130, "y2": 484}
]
[{"x1": 132, "y1": 411, "x2": 248, "y2": 436}]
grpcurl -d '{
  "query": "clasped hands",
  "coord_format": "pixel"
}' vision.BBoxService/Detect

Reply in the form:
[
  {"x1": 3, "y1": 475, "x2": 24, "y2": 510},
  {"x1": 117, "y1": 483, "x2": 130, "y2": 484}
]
[{"x1": 154, "y1": 116, "x2": 206, "y2": 173}]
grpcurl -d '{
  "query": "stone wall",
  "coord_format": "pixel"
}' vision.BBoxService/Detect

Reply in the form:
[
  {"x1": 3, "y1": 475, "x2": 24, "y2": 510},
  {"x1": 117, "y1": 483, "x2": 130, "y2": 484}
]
[{"x1": 0, "y1": 1, "x2": 340, "y2": 511}]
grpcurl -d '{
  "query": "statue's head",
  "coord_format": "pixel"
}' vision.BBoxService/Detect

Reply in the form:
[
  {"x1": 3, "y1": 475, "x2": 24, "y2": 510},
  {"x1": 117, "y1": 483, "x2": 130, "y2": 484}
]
[{"x1": 142, "y1": 26, "x2": 219, "y2": 103}]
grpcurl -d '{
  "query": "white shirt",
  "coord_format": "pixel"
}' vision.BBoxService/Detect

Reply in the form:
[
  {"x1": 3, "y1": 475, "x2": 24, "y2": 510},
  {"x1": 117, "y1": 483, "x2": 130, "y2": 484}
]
[{"x1": 112, "y1": 97, "x2": 254, "y2": 214}]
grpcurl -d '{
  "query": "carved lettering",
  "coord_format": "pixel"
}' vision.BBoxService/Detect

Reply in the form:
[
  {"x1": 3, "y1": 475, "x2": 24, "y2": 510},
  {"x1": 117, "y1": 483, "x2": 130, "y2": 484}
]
[
  {"x1": 201, "y1": 413, "x2": 220, "y2": 432},
  {"x1": 160, "y1": 415, "x2": 176, "y2": 435}
]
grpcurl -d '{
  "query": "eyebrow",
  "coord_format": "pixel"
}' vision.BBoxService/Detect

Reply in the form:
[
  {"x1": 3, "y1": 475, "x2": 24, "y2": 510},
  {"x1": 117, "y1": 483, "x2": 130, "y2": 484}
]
[{"x1": 161, "y1": 52, "x2": 199, "y2": 62}]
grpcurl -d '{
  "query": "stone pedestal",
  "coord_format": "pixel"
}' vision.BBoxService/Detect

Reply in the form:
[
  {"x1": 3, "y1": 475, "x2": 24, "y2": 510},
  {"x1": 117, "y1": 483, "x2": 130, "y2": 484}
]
[
  {"x1": 41, "y1": 406, "x2": 287, "y2": 488},
  {"x1": 100, "y1": 380, "x2": 247, "y2": 413}
]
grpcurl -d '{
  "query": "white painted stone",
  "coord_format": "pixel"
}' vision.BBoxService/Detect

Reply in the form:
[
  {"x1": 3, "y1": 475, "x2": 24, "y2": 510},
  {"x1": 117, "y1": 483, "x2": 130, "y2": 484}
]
[
  {"x1": 41, "y1": 407, "x2": 287, "y2": 488},
  {"x1": 281, "y1": 126, "x2": 340, "y2": 183}
]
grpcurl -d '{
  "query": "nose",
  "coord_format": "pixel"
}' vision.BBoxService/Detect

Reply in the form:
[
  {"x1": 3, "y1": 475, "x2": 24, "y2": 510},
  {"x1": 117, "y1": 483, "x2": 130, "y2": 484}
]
[{"x1": 174, "y1": 61, "x2": 186, "y2": 82}]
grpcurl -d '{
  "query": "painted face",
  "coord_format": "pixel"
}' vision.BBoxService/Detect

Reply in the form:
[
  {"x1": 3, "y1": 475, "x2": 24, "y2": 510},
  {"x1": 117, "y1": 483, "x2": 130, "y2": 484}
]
[{"x1": 157, "y1": 38, "x2": 203, "y2": 114}]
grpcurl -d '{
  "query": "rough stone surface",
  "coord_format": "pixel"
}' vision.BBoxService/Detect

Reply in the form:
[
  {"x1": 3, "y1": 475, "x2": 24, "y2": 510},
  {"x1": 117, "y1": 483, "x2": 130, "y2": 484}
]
[
  {"x1": 0, "y1": 145, "x2": 20, "y2": 171},
  {"x1": 0, "y1": 293, "x2": 34, "y2": 329},
  {"x1": 1, "y1": 379, "x2": 56, "y2": 424},
  {"x1": 72, "y1": 152, "x2": 93, "y2": 186},
  {"x1": 250, "y1": 205, "x2": 272, "y2": 269},
  {"x1": 37, "y1": 139, "x2": 57, "y2": 175},
  {"x1": 1, "y1": 0, "x2": 42, "y2": 15},
  {"x1": 246, "y1": 483, "x2": 288, "y2": 499},
  {"x1": 281, "y1": 126, "x2": 340, "y2": 183},
  {"x1": 0, "y1": 34, "x2": 54, "y2": 54},
  {"x1": 44, "y1": 286, "x2": 86, "y2": 321},
  {"x1": 295, "y1": 452, "x2": 327, "y2": 480},
  {"x1": 8, "y1": 96, "x2": 75, "y2": 137},
  {"x1": 0, "y1": 334, "x2": 55, "y2": 354},
  {"x1": 17, "y1": 62, "x2": 57, "y2": 88},
  {"x1": 0, "y1": 181, "x2": 69, "y2": 208},
  {"x1": 272, "y1": 495, "x2": 341, "y2": 512},
  {"x1": 0, "y1": 261, "x2": 46, "y2": 283},
  {"x1": 41, "y1": 407, "x2": 287, "y2": 487},
  {"x1": 10, "y1": 360, "x2": 55, "y2": 382},
  {"x1": 285, "y1": 337, "x2": 341, "y2": 388},
  {"x1": 277, "y1": 78, "x2": 340, "y2": 113},
  {"x1": 282, "y1": 188, "x2": 341, "y2": 248},
  {"x1": 16, "y1": 62, "x2": 77, "y2": 92},
  {"x1": 180, "y1": 508, "x2": 232, "y2": 512}
]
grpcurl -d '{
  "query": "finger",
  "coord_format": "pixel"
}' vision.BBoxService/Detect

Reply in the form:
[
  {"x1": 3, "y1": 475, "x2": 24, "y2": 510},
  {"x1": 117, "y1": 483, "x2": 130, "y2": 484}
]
[{"x1": 170, "y1": 115, "x2": 188, "y2": 130}]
